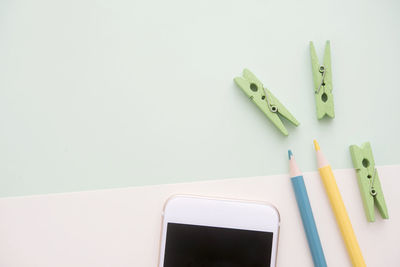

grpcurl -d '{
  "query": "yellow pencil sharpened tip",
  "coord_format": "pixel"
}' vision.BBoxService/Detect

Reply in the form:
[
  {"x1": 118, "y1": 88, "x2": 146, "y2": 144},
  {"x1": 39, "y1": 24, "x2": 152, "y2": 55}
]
[{"x1": 313, "y1": 140, "x2": 320, "y2": 151}]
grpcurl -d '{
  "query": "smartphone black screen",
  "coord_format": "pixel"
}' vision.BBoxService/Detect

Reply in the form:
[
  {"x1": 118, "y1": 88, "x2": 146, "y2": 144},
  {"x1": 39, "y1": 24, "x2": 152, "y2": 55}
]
[{"x1": 163, "y1": 223, "x2": 273, "y2": 267}]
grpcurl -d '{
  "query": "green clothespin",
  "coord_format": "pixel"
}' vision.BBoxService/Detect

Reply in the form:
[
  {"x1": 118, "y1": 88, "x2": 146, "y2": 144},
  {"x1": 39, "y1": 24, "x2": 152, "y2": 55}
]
[
  {"x1": 310, "y1": 41, "x2": 334, "y2": 119},
  {"x1": 349, "y1": 142, "x2": 389, "y2": 222},
  {"x1": 234, "y1": 69, "x2": 299, "y2": 136}
]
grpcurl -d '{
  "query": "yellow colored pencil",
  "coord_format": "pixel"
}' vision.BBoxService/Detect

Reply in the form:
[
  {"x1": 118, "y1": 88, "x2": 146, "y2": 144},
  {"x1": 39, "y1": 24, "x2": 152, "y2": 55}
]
[{"x1": 314, "y1": 140, "x2": 366, "y2": 267}]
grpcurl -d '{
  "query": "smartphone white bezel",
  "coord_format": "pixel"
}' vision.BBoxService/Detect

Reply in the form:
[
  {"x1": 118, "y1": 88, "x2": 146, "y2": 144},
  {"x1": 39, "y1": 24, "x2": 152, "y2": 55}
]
[{"x1": 158, "y1": 195, "x2": 280, "y2": 267}]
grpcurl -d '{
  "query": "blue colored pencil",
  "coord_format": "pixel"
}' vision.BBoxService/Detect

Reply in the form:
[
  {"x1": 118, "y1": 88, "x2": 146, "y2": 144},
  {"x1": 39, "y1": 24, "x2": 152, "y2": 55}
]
[{"x1": 289, "y1": 150, "x2": 327, "y2": 267}]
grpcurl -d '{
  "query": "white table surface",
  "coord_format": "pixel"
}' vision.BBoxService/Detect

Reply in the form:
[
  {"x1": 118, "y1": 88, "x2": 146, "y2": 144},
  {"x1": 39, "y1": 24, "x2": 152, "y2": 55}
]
[{"x1": 0, "y1": 165, "x2": 398, "y2": 267}]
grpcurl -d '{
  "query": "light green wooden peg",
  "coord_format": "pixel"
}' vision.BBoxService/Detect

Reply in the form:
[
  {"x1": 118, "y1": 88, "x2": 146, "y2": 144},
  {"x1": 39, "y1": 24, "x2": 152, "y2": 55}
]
[
  {"x1": 310, "y1": 41, "x2": 335, "y2": 119},
  {"x1": 349, "y1": 142, "x2": 389, "y2": 222},
  {"x1": 234, "y1": 69, "x2": 299, "y2": 136}
]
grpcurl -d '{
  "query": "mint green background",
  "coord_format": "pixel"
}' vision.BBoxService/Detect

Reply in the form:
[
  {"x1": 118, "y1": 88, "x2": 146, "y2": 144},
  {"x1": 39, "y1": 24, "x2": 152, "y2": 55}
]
[{"x1": 1, "y1": 0, "x2": 399, "y2": 197}]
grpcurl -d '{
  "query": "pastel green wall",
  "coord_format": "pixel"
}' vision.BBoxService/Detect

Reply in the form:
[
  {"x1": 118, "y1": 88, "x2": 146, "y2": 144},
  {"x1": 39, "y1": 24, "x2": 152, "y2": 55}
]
[{"x1": 1, "y1": 0, "x2": 399, "y2": 197}]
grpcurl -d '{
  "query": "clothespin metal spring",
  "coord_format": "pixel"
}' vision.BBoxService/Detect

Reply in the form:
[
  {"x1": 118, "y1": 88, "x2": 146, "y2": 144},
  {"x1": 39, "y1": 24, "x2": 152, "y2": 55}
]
[
  {"x1": 250, "y1": 82, "x2": 278, "y2": 113},
  {"x1": 370, "y1": 168, "x2": 377, "y2": 197},
  {"x1": 316, "y1": 65, "x2": 326, "y2": 95}
]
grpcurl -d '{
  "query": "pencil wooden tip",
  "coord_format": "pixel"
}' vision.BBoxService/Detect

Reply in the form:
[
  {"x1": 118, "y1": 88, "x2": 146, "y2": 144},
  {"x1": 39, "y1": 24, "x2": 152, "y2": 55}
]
[{"x1": 313, "y1": 140, "x2": 320, "y2": 151}]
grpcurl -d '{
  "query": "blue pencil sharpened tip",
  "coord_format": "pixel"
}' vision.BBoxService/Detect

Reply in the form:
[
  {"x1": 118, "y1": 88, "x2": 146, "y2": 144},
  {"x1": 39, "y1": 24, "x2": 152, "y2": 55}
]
[{"x1": 288, "y1": 150, "x2": 293, "y2": 159}]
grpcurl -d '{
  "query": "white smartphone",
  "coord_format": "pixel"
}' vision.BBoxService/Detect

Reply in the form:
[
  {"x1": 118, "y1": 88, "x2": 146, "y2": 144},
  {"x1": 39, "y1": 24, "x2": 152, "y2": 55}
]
[{"x1": 158, "y1": 195, "x2": 280, "y2": 267}]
